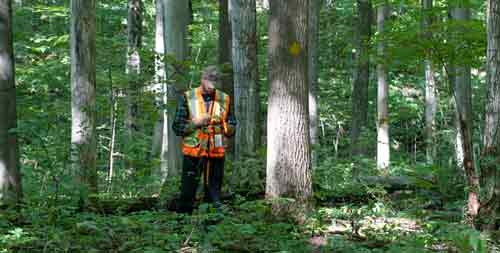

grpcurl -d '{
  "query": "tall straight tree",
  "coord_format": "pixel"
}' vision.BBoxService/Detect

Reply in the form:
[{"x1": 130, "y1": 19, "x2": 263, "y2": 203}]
[
  {"x1": 479, "y1": 0, "x2": 500, "y2": 229},
  {"x1": 219, "y1": 0, "x2": 233, "y2": 97},
  {"x1": 163, "y1": 0, "x2": 190, "y2": 176},
  {"x1": 125, "y1": 0, "x2": 143, "y2": 143},
  {"x1": 70, "y1": 0, "x2": 97, "y2": 200},
  {"x1": 308, "y1": 0, "x2": 320, "y2": 167},
  {"x1": 0, "y1": 0, "x2": 22, "y2": 205},
  {"x1": 376, "y1": 2, "x2": 389, "y2": 172},
  {"x1": 151, "y1": 0, "x2": 168, "y2": 182},
  {"x1": 351, "y1": 0, "x2": 372, "y2": 156},
  {"x1": 267, "y1": 0, "x2": 312, "y2": 216},
  {"x1": 450, "y1": 4, "x2": 480, "y2": 219},
  {"x1": 422, "y1": 0, "x2": 437, "y2": 164},
  {"x1": 230, "y1": 0, "x2": 259, "y2": 161}
]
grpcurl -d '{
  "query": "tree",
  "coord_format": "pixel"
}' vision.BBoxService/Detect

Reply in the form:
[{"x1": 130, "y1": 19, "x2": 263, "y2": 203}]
[
  {"x1": 125, "y1": 0, "x2": 143, "y2": 143},
  {"x1": 376, "y1": 2, "x2": 389, "y2": 172},
  {"x1": 163, "y1": 0, "x2": 190, "y2": 177},
  {"x1": 309, "y1": 0, "x2": 320, "y2": 167},
  {"x1": 151, "y1": 0, "x2": 168, "y2": 182},
  {"x1": 70, "y1": 0, "x2": 97, "y2": 201},
  {"x1": 0, "y1": 0, "x2": 22, "y2": 205},
  {"x1": 450, "y1": 4, "x2": 480, "y2": 219},
  {"x1": 266, "y1": 0, "x2": 312, "y2": 218},
  {"x1": 351, "y1": 0, "x2": 372, "y2": 156},
  {"x1": 230, "y1": 0, "x2": 259, "y2": 161},
  {"x1": 422, "y1": 0, "x2": 437, "y2": 164},
  {"x1": 219, "y1": 0, "x2": 233, "y2": 97},
  {"x1": 479, "y1": 0, "x2": 500, "y2": 229}
]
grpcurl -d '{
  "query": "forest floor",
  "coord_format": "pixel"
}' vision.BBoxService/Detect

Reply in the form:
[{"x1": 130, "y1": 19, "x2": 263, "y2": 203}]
[{"x1": 1, "y1": 187, "x2": 499, "y2": 253}]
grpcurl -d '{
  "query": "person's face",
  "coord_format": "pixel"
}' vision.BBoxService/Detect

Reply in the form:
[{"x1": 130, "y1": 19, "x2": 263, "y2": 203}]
[{"x1": 201, "y1": 76, "x2": 217, "y2": 95}]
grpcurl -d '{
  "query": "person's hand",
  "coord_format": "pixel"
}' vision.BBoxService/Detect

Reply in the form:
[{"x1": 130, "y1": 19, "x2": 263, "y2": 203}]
[{"x1": 192, "y1": 114, "x2": 210, "y2": 127}]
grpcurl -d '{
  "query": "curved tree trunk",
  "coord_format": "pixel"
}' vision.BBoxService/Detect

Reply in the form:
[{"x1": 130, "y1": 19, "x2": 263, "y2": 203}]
[
  {"x1": 351, "y1": 0, "x2": 372, "y2": 157},
  {"x1": 70, "y1": 0, "x2": 97, "y2": 202},
  {"x1": 376, "y1": 3, "x2": 389, "y2": 173},
  {"x1": 450, "y1": 5, "x2": 480, "y2": 220},
  {"x1": 266, "y1": 0, "x2": 312, "y2": 218},
  {"x1": 0, "y1": 0, "x2": 22, "y2": 205},
  {"x1": 479, "y1": 0, "x2": 500, "y2": 230}
]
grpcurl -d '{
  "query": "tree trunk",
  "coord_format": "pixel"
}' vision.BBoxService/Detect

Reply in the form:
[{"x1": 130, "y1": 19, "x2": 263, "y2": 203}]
[
  {"x1": 309, "y1": 0, "x2": 320, "y2": 168},
  {"x1": 376, "y1": 3, "x2": 389, "y2": 173},
  {"x1": 230, "y1": 0, "x2": 259, "y2": 161},
  {"x1": 0, "y1": 0, "x2": 22, "y2": 205},
  {"x1": 422, "y1": 0, "x2": 437, "y2": 164},
  {"x1": 266, "y1": 0, "x2": 312, "y2": 219},
  {"x1": 125, "y1": 0, "x2": 142, "y2": 170},
  {"x1": 70, "y1": 0, "x2": 97, "y2": 202},
  {"x1": 351, "y1": 0, "x2": 372, "y2": 156},
  {"x1": 163, "y1": 0, "x2": 190, "y2": 177},
  {"x1": 479, "y1": 0, "x2": 500, "y2": 230},
  {"x1": 151, "y1": 0, "x2": 169, "y2": 183},
  {"x1": 450, "y1": 6, "x2": 480, "y2": 220}
]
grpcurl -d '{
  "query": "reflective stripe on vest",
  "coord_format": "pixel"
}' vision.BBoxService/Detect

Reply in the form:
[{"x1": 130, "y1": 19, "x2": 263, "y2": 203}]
[{"x1": 182, "y1": 87, "x2": 230, "y2": 158}]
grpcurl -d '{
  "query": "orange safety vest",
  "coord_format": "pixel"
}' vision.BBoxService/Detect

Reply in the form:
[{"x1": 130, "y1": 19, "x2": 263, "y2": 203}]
[{"x1": 182, "y1": 87, "x2": 232, "y2": 158}]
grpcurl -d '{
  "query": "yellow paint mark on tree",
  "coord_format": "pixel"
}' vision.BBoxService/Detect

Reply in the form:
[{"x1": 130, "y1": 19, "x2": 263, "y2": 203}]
[{"x1": 289, "y1": 41, "x2": 301, "y2": 56}]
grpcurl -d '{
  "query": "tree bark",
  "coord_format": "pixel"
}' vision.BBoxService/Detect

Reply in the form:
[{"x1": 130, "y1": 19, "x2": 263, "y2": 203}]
[
  {"x1": 479, "y1": 0, "x2": 500, "y2": 230},
  {"x1": 376, "y1": 3, "x2": 389, "y2": 173},
  {"x1": 422, "y1": 0, "x2": 437, "y2": 164},
  {"x1": 351, "y1": 0, "x2": 372, "y2": 156},
  {"x1": 125, "y1": 0, "x2": 143, "y2": 170},
  {"x1": 230, "y1": 0, "x2": 259, "y2": 161},
  {"x1": 266, "y1": 0, "x2": 312, "y2": 219},
  {"x1": 70, "y1": 0, "x2": 97, "y2": 202},
  {"x1": 450, "y1": 5, "x2": 480, "y2": 220},
  {"x1": 309, "y1": 0, "x2": 320, "y2": 168},
  {"x1": 163, "y1": 0, "x2": 190, "y2": 177},
  {"x1": 151, "y1": 0, "x2": 169, "y2": 183},
  {"x1": 0, "y1": 0, "x2": 22, "y2": 205}
]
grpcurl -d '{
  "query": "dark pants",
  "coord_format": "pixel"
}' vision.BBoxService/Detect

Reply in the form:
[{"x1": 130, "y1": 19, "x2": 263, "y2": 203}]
[{"x1": 177, "y1": 155, "x2": 224, "y2": 214}]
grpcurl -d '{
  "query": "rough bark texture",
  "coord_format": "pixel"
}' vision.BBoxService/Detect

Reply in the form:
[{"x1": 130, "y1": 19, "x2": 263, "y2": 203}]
[
  {"x1": 230, "y1": 0, "x2": 259, "y2": 160},
  {"x1": 308, "y1": 0, "x2": 320, "y2": 167},
  {"x1": 266, "y1": 0, "x2": 312, "y2": 218},
  {"x1": 351, "y1": 0, "x2": 372, "y2": 156},
  {"x1": 376, "y1": 3, "x2": 389, "y2": 173},
  {"x1": 0, "y1": 0, "x2": 22, "y2": 205},
  {"x1": 125, "y1": 0, "x2": 142, "y2": 138},
  {"x1": 151, "y1": 0, "x2": 168, "y2": 182},
  {"x1": 479, "y1": 0, "x2": 500, "y2": 229},
  {"x1": 219, "y1": 0, "x2": 233, "y2": 97},
  {"x1": 163, "y1": 0, "x2": 190, "y2": 177},
  {"x1": 423, "y1": 0, "x2": 437, "y2": 164},
  {"x1": 450, "y1": 6, "x2": 480, "y2": 220},
  {"x1": 70, "y1": 0, "x2": 97, "y2": 199}
]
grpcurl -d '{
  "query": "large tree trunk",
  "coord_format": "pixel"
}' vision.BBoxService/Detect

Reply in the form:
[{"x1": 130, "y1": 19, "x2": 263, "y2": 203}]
[
  {"x1": 70, "y1": 0, "x2": 97, "y2": 202},
  {"x1": 125, "y1": 0, "x2": 143, "y2": 170},
  {"x1": 163, "y1": 0, "x2": 190, "y2": 177},
  {"x1": 450, "y1": 6, "x2": 480, "y2": 220},
  {"x1": 266, "y1": 0, "x2": 312, "y2": 219},
  {"x1": 479, "y1": 0, "x2": 500, "y2": 230},
  {"x1": 151, "y1": 0, "x2": 168, "y2": 183},
  {"x1": 351, "y1": 0, "x2": 372, "y2": 156},
  {"x1": 309, "y1": 0, "x2": 320, "y2": 168},
  {"x1": 422, "y1": 0, "x2": 437, "y2": 164},
  {"x1": 0, "y1": 0, "x2": 22, "y2": 205},
  {"x1": 230, "y1": 0, "x2": 259, "y2": 160},
  {"x1": 376, "y1": 3, "x2": 389, "y2": 173}
]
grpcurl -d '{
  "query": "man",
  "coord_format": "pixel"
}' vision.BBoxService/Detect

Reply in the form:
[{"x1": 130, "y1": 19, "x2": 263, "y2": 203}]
[{"x1": 172, "y1": 66, "x2": 236, "y2": 214}]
